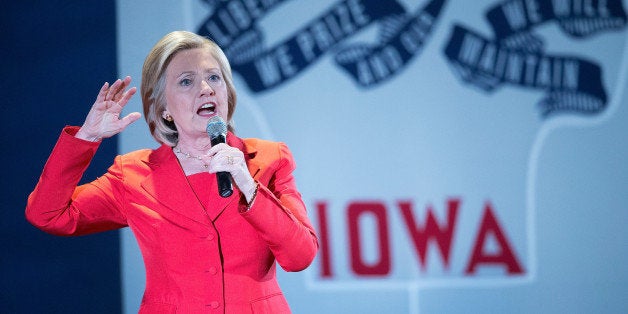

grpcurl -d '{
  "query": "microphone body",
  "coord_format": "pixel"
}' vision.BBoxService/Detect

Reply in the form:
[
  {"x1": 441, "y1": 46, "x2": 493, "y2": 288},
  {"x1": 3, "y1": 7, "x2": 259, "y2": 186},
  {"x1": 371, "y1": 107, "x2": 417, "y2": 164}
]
[{"x1": 207, "y1": 117, "x2": 233, "y2": 198}]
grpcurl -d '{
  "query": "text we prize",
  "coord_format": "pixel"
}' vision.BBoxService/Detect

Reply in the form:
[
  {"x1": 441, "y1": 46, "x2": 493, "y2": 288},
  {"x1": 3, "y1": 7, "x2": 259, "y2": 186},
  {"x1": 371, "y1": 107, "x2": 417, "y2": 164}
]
[{"x1": 315, "y1": 198, "x2": 525, "y2": 279}]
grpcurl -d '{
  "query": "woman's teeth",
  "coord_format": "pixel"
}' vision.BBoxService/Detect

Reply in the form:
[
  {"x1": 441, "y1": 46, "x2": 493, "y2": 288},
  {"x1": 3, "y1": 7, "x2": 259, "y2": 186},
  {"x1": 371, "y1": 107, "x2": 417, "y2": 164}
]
[{"x1": 197, "y1": 103, "x2": 215, "y2": 114}]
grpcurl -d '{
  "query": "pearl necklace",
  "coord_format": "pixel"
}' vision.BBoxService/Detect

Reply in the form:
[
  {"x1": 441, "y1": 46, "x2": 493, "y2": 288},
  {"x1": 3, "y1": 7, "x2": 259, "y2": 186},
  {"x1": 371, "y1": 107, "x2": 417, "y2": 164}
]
[{"x1": 174, "y1": 147, "x2": 210, "y2": 168}]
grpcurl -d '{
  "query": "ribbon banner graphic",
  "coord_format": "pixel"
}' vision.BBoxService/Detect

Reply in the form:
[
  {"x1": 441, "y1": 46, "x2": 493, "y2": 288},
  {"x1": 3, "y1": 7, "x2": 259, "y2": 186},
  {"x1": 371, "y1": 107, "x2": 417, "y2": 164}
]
[
  {"x1": 334, "y1": 0, "x2": 446, "y2": 87},
  {"x1": 487, "y1": 0, "x2": 627, "y2": 43},
  {"x1": 443, "y1": 0, "x2": 627, "y2": 116},
  {"x1": 198, "y1": 0, "x2": 447, "y2": 92}
]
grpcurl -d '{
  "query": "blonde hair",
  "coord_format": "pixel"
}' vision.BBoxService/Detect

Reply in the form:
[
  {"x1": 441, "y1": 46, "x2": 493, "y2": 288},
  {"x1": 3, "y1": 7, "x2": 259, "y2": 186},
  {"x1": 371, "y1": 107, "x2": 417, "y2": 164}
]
[{"x1": 141, "y1": 31, "x2": 237, "y2": 146}]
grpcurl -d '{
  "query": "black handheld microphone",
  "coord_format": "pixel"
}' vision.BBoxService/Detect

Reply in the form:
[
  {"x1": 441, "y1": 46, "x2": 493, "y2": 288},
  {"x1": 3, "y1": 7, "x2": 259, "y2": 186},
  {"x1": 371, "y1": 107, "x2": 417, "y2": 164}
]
[{"x1": 206, "y1": 116, "x2": 233, "y2": 198}]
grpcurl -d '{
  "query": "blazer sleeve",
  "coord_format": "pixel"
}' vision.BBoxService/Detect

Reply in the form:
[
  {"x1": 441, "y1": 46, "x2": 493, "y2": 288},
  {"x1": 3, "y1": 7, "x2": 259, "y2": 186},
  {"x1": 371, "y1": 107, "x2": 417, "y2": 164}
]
[
  {"x1": 240, "y1": 142, "x2": 318, "y2": 272},
  {"x1": 25, "y1": 126, "x2": 127, "y2": 236}
]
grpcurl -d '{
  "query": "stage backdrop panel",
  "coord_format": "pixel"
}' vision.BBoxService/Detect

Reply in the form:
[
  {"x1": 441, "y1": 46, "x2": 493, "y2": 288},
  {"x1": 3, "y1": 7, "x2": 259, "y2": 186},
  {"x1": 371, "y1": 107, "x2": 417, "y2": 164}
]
[
  {"x1": 118, "y1": 0, "x2": 628, "y2": 313},
  {"x1": 2, "y1": 1, "x2": 121, "y2": 313}
]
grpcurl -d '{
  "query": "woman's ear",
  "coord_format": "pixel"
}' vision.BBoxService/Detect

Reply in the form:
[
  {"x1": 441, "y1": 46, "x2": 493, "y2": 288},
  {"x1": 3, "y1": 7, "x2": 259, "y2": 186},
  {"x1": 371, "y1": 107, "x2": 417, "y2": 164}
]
[{"x1": 162, "y1": 111, "x2": 173, "y2": 121}]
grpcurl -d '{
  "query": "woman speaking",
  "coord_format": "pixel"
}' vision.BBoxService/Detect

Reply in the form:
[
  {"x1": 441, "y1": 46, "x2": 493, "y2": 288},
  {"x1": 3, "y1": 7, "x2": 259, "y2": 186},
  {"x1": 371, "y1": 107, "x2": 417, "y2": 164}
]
[{"x1": 26, "y1": 30, "x2": 318, "y2": 313}]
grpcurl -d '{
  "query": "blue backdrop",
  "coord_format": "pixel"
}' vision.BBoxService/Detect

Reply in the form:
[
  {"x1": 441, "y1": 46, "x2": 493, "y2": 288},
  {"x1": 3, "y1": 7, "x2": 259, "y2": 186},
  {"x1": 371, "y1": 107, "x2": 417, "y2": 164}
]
[{"x1": 1, "y1": 1, "x2": 121, "y2": 313}]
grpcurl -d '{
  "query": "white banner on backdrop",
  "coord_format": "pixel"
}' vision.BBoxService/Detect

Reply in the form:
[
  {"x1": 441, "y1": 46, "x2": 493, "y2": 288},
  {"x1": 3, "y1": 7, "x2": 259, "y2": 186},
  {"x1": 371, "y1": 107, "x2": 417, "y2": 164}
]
[{"x1": 118, "y1": 1, "x2": 628, "y2": 313}]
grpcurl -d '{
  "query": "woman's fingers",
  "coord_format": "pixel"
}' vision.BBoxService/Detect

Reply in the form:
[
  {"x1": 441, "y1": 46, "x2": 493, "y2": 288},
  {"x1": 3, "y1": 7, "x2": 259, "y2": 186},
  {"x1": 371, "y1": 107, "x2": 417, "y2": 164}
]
[
  {"x1": 207, "y1": 146, "x2": 245, "y2": 172},
  {"x1": 114, "y1": 77, "x2": 132, "y2": 101},
  {"x1": 206, "y1": 145, "x2": 256, "y2": 200},
  {"x1": 97, "y1": 78, "x2": 136, "y2": 112},
  {"x1": 78, "y1": 77, "x2": 139, "y2": 141},
  {"x1": 118, "y1": 112, "x2": 142, "y2": 129},
  {"x1": 105, "y1": 79, "x2": 121, "y2": 101},
  {"x1": 104, "y1": 76, "x2": 131, "y2": 102},
  {"x1": 207, "y1": 143, "x2": 236, "y2": 155},
  {"x1": 119, "y1": 86, "x2": 137, "y2": 108},
  {"x1": 95, "y1": 82, "x2": 110, "y2": 104}
]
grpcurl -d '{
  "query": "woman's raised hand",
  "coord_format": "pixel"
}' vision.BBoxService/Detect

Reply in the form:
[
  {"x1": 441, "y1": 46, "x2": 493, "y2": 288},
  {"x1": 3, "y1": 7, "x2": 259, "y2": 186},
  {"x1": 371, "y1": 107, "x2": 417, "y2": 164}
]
[{"x1": 75, "y1": 76, "x2": 141, "y2": 142}]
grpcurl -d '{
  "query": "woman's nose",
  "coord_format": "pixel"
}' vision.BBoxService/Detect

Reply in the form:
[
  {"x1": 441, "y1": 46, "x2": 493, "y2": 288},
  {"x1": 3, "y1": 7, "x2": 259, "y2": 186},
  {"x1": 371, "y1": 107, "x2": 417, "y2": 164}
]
[{"x1": 200, "y1": 79, "x2": 215, "y2": 96}]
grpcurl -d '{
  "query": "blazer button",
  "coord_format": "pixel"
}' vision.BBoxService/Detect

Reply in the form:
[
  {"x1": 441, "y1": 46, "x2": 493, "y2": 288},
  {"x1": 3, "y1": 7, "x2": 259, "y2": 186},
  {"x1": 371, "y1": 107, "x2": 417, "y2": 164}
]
[
  {"x1": 207, "y1": 233, "x2": 215, "y2": 240},
  {"x1": 208, "y1": 301, "x2": 219, "y2": 309},
  {"x1": 208, "y1": 266, "x2": 217, "y2": 275}
]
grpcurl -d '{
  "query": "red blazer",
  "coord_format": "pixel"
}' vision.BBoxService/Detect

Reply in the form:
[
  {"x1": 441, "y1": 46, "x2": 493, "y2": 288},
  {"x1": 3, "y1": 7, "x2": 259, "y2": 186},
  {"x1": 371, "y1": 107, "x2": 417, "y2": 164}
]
[{"x1": 26, "y1": 126, "x2": 318, "y2": 313}]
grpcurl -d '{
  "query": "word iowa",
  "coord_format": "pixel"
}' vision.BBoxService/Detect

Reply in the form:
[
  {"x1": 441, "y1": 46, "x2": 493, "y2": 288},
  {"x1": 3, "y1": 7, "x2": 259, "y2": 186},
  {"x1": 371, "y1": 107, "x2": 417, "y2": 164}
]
[{"x1": 316, "y1": 199, "x2": 525, "y2": 278}]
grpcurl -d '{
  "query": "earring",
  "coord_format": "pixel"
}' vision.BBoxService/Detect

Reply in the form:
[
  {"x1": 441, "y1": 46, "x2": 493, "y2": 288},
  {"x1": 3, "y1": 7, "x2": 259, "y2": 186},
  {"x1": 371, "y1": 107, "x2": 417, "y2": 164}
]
[{"x1": 163, "y1": 113, "x2": 173, "y2": 122}]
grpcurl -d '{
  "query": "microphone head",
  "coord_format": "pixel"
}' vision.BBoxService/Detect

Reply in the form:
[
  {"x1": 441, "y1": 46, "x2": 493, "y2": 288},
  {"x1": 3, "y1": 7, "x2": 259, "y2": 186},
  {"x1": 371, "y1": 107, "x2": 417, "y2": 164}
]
[{"x1": 206, "y1": 116, "x2": 227, "y2": 139}]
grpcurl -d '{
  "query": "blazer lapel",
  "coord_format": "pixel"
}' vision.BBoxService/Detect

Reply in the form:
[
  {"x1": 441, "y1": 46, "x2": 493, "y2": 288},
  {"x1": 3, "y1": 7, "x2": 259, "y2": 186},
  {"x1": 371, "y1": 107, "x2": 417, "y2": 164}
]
[
  {"x1": 140, "y1": 144, "x2": 211, "y2": 227},
  {"x1": 205, "y1": 174, "x2": 236, "y2": 221}
]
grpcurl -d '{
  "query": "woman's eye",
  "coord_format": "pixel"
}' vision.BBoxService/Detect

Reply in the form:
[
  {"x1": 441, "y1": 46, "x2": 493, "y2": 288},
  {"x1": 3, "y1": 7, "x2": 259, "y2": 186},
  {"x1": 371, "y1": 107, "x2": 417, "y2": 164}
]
[
  {"x1": 209, "y1": 74, "x2": 222, "y2": 82},
  {"x1": 179, "y1": 78, "x2": 192, "y2": 86}
]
